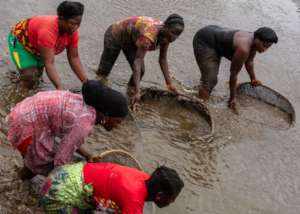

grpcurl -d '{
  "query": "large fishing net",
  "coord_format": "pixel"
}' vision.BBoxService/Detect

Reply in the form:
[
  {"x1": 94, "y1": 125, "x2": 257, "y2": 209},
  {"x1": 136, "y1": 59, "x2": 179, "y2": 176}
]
[
  {"x1": 237, "y1": 82, "x2": 295, "y2": 128},
  {"x1": 139, "y1": 87, "x2": 215, "y2": 142},
  {"x1": 91, "y1": 149, "x2": 143, "y2": 170}
]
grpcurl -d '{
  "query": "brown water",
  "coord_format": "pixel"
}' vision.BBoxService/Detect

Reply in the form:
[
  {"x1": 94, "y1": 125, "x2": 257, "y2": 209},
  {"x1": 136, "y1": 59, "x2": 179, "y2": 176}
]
[
  {"x1": 137, "y1": 98, "x2": 211, "y2": 137},
  {"x1": 237, "y1": 95, "x2": 291, "y2": 130},
  {"x1": 0, "y1": 0, "x2": 300, "y2": 213}
]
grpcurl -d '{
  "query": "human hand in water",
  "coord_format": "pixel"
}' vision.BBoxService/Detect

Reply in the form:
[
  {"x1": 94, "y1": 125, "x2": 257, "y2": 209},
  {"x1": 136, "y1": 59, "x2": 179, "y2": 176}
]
[
  {"x1": 167, "y1": 84, "x2": 178, "y2": 94},
  {"x1": 130, "y1": 92, "x2": 141, "y2": 112},
  {"x1": 88, "y1": 156, "x2": 101, "y2": 163},
  {"x1": 251, "y1": 79, "x2": 262, "y2": 87},
  {"x1": 228, "y1": 98, "x2": 239, "y2": 115},
  {"x1": 56, "y1": 85, "x2": 64, "y2": 90}
]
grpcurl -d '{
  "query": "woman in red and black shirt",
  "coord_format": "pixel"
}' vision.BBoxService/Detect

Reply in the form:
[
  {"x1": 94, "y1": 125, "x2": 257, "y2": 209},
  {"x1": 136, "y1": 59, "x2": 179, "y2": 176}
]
[{"x1": 8, "y1": 1, "x2": 88, "y2": 89}]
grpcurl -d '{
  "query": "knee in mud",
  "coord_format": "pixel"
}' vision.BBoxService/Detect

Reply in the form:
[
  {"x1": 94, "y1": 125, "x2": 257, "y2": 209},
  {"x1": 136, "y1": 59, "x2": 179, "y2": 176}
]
[
  {"x1": 20, "y1": 72, "x2": 38, "y2": 83},
  {"x1": 18, "y1": 68, "x2": 41, "y2": 88}
]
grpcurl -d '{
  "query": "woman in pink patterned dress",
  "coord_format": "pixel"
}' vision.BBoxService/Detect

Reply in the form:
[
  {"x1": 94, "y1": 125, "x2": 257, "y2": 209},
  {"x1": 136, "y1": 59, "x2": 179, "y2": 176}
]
[
  {"x1": 6, "y1": 80, "x2": 128, "y2": 180},
  {"x1": 96, "y1": 14, "x2": 184, "y2": 110}
]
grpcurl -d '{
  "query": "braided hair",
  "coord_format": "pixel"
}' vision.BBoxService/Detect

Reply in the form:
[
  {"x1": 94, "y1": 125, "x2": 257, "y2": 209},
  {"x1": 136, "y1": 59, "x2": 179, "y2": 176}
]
[
  {"x1": 164, "y1": 14, "x2": 184, "y2": 28},
  {"x1": 57, "y1": 1, "x2": 84, "y2": 19},
  {"x1": 146, "y1": 165, "x2": 184, "y2": 198}
]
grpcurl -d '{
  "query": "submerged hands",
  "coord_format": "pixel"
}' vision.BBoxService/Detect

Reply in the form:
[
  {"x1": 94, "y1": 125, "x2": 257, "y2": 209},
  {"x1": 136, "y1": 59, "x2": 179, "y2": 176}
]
[
  {"x1": 88, "y1": 156, "x2": 102, "y2": 163},
  {"x1": 56, "y1": 85, "x2": 64, "y2": 90},
  {"x1": 127, "y1": 85, "x2": 141, "y2": 112},
  {"x1": 77, "y1": 145, "x2": 93, "y2": 161},
  {"x1": 130, "y1": 91, "x2": 141, "y2": 112},
  {"x1": 166, "y1": 83, "x2": 178, "y2": 94},
  {"x1": 251, "y1": 79, "x2": 262, "y2": 87},
  {"x1": 228, "y1": 98, "x2": 239, "y2": 115}
]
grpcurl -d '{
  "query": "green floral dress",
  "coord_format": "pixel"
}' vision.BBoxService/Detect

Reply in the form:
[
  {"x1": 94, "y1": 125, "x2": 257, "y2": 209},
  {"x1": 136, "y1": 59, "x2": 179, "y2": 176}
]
[{"x1": 40, "y1": 162, "x2": 94, "y2": 214}]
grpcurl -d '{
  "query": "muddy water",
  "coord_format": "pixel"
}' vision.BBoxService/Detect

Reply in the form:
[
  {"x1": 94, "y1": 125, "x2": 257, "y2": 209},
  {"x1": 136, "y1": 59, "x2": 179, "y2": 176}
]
[
  {"x1": 137, "y1": 98, "x2": 211, "y2": 137},
  {"x1": 0, "y1": 0, "x2": 300, "y2": 213},
  {"x1": 237, "y1": 95, "x2": 291, "y2": 130}
]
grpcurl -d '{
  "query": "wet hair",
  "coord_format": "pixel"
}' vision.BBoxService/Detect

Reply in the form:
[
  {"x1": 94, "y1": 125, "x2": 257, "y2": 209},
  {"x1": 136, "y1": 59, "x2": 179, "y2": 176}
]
[
  {"x1": 164, "y1": 14, "x2": 184, "y2": 28},
  {"x1": 254, "y1": 27, "x2": 278, "y2": 43},
  {"x1": 146, "y1": 166, "x2": 184, "y2": 198},
  {"x1": 57, "y1": 1, "x2": 84, "y2": 19},
  {"x1": 82, "y1": 80, "x2": 128, "y2": 118}
]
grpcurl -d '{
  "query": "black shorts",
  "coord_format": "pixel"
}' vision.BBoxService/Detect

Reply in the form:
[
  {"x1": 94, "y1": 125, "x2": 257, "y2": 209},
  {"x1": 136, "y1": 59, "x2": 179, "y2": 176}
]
[
  {"x1": 193, "y1": 27, "x2": 221, "y2": 92},
  {"x1": 97, "y1": 25, "x2": 139, "y2": 78}
]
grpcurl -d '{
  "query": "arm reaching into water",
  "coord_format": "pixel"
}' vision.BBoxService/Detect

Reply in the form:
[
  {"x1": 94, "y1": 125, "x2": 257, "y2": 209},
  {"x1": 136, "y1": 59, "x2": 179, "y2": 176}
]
[
  {"x1": 67, "y1": 46, "x2": 88, "y2": 82},
  {"x1": 159, "y1": 42, "x2": 178, "y2": 93},
  {"x1": 130, "y1": 45, "x2": 147, "y2": 111},
  {"x1": 245, "y1": 51, "x2": 261, "y2": 86},
  {"x1": 40, "y1": 47, "x2": 63, "y2": 90},
  {"x1": 229, "y1": 47, "x2": 249, "y2": 114}
]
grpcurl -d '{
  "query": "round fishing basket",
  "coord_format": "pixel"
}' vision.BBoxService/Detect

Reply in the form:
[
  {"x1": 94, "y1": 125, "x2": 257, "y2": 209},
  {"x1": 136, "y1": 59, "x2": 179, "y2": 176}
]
[
  {"x1": 139, "y1": 87, "x2": 215, "y2": 142},
  {"x1": 91, "y1": 149, "x2": 143, "y2": 170},
  {"x1": 237, "y1": 82, "x2": 295, "y2": 126}
]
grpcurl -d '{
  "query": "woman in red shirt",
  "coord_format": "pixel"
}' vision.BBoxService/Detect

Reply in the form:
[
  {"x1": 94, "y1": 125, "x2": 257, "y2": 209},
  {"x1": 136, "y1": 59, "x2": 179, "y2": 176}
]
[
  {"x1": 40, "y1": 162, "x2": 184, "y2": 214},
  {"x1": 8, "y1": 1, "x2": 88, "y2": 89}
]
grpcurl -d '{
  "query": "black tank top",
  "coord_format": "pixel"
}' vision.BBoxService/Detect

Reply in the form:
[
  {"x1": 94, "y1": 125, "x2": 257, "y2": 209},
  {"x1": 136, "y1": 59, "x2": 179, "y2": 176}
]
[{"x1": 196, "y1": 25, "x2": 238, "y2": 60}]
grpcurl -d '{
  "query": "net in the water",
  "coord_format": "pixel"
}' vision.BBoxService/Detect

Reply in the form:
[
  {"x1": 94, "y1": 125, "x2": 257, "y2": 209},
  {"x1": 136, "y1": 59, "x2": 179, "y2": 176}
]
[
  {"x1": 237, "y1": 82, "x2": 295, "y2": 129},
  {"x1": 92, "y1": 149, "x2": 143, "y2": 170},
  {"x1": 138, "y1": 87, "x2": 215, "y2": 143}
]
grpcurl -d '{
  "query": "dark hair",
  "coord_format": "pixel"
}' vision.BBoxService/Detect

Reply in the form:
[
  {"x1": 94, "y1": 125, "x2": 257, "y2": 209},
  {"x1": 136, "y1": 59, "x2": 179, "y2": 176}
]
[
  {"x1": 57, "y1": 1, "x2": 84, "y2": 19},
  {"x1": 164, "y1": 13, "x2": 184, "y2": 28},
  {"x1": 82, "y1": 80, "x2": 128, "y2": 118},
  {"x1": 147, "y1": 166, "x2": 184, "y2": 198},
  {"x1": 254, "y1": 27, "x2": 278, "y2": 43}
]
